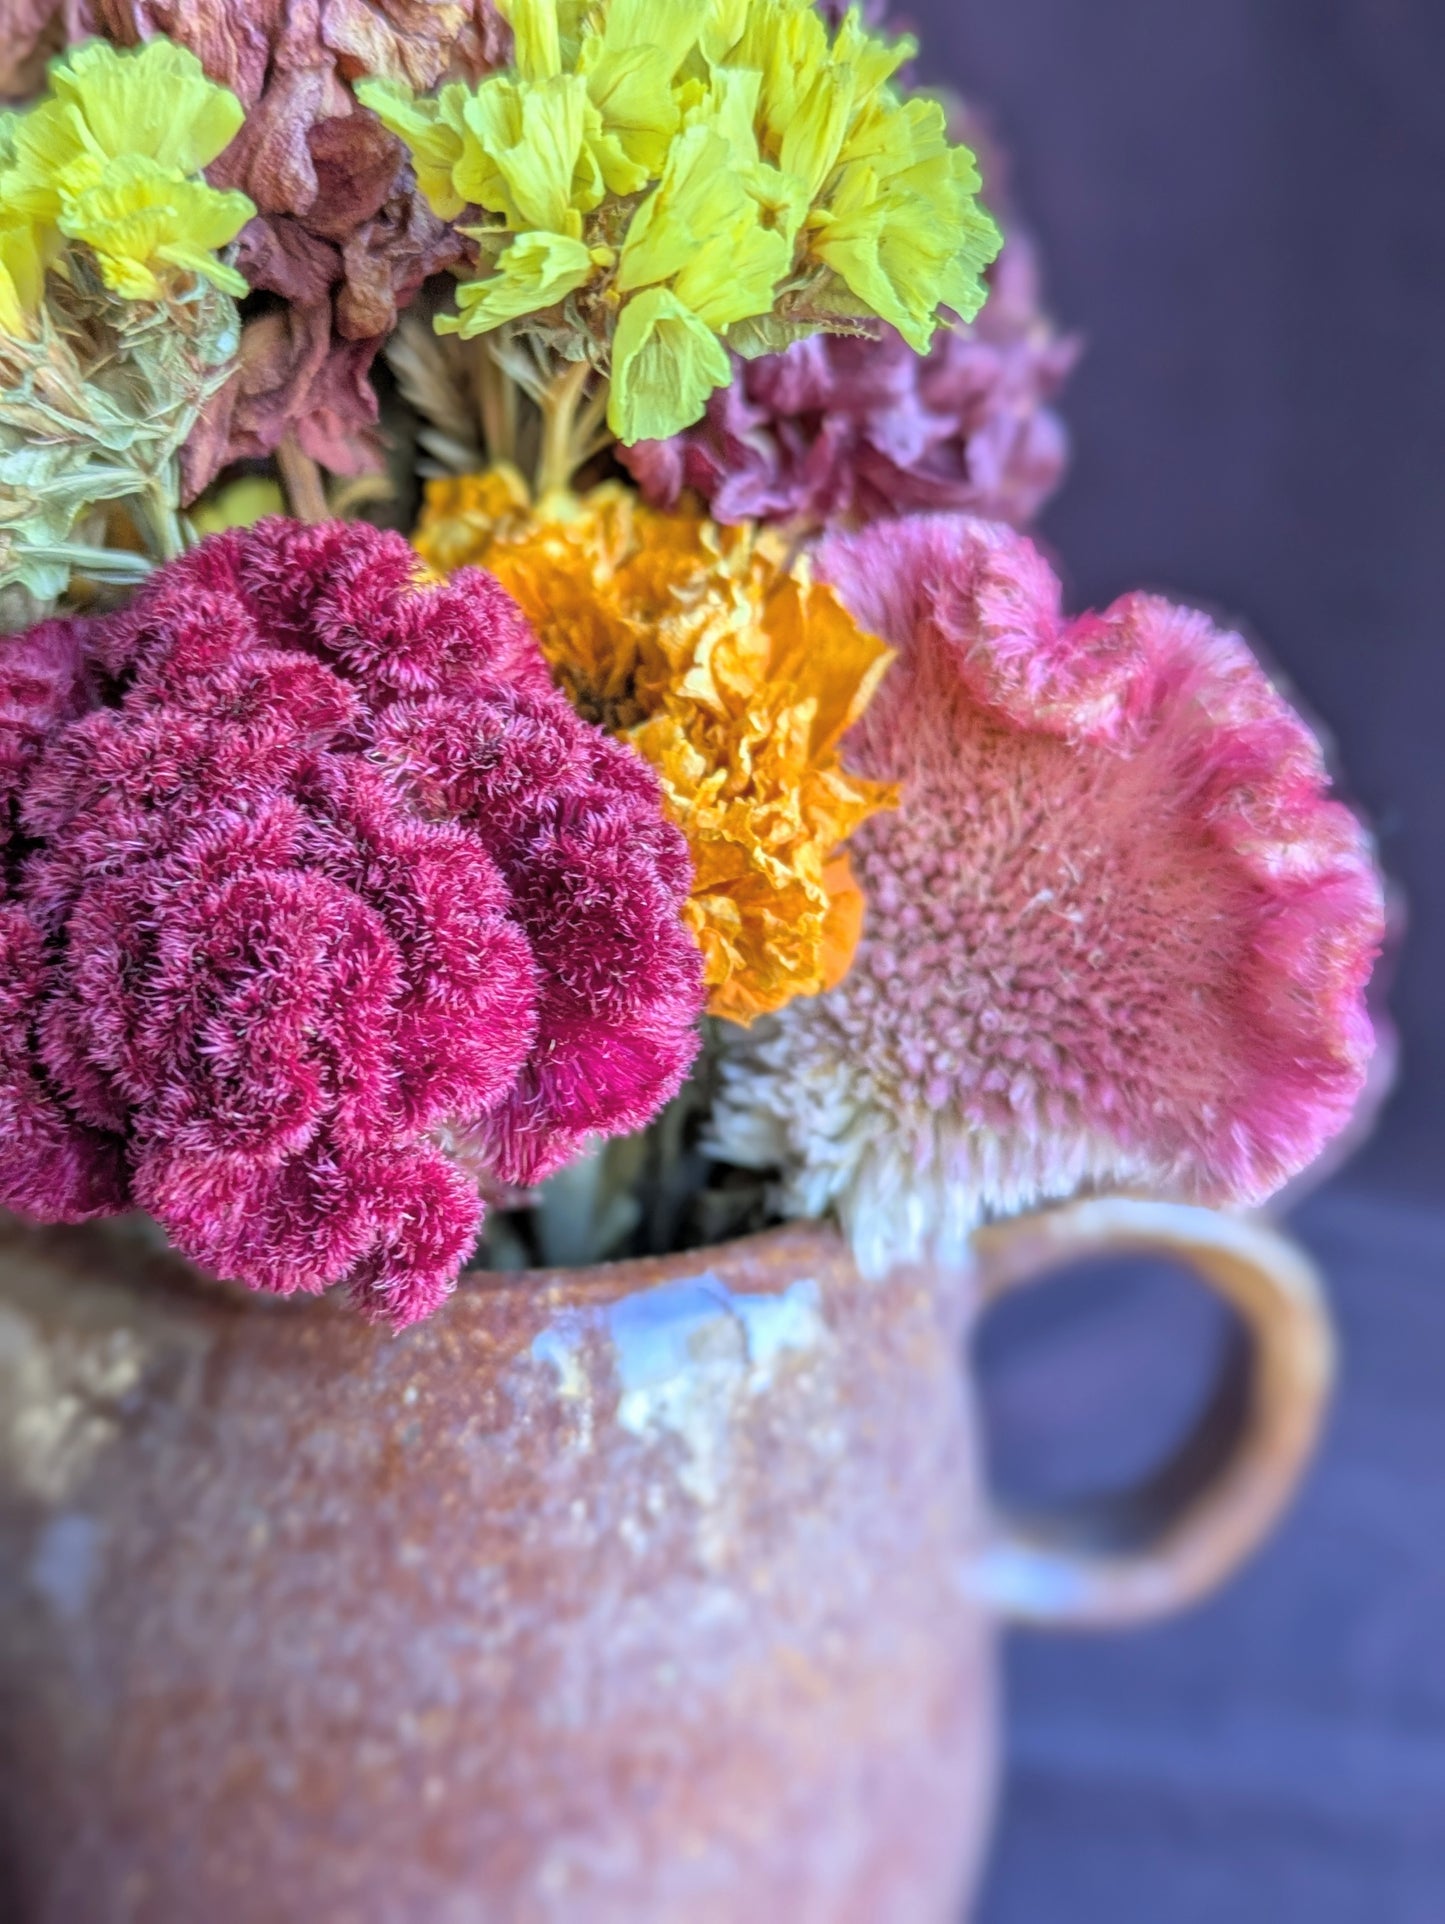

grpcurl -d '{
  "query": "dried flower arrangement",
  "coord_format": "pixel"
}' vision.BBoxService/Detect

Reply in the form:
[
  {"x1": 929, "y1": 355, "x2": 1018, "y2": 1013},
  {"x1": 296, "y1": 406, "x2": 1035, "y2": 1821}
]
[{"x1": 0, "y1": 3, "x2": 1387, "y2": 1324}]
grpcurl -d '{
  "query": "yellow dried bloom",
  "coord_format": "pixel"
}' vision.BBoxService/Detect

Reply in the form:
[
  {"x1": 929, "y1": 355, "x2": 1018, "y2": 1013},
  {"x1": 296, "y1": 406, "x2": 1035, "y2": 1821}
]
[
  {"x1": 0, "y1": 39, "x2": 252, "y2": 612},
  {"x1": 49, "y1": 37, "x2": 243, "y2": 182},
  {"x1": 0, "y1": 115, "x2": 46, "y2": 339},
  {"x1": 414, "y1": 476, "x2": 898, "y2": 1022},
  {"x1": 0, "y1": 218, "x2": 44, "y2": 339},
  {"x1": 56, "y1": 157, "x2": 252, "y2": 301},
  {"x1": 360, "y1": 0, "x2": 999, "y2": 446},
  {"x1": 611, "y1": 288, "x2": 733, "y2": 444},
  {"x1": 0, "y1": 39, "x2": 252, "y2": 320},
  {"x1": 446, "y1": 229, "x2": 601, "y2": 334}
]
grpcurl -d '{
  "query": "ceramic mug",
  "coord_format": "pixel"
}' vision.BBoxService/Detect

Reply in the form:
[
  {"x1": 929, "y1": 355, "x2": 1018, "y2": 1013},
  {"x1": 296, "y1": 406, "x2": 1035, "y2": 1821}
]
[{"x1": 0, "y1": 1195, "x2": 1333, "y2": 1923}]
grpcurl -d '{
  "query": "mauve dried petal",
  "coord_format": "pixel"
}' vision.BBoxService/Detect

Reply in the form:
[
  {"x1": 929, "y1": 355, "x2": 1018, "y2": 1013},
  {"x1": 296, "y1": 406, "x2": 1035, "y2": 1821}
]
[
  {"x1": 305, "y1": 110, "x2": 403, "y2": 238},
  {"x1": 322, "y1": 0, "x2": 509, "y2": 88},
  {"x1": 335, "y1": 167, "x2": 463, "y2": 340},
  {"x1": 234, "y1": 214, "x2": 340, "y2": 310},
  {"x1": 181, "y1": 305, "x2": 382, "y2": 495},
  {"x1": 0, "y1": 0, "x2": 88, "y2": 94},
  {"x1": 212, "y1": 64, "x2": 341, "y2": 218}
]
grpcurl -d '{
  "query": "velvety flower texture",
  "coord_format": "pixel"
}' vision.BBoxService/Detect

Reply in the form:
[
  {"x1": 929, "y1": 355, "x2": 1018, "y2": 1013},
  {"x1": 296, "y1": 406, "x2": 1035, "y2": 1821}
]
[
  {"x1": 0, "y1": 616, "x2": 126, "y2": 1221},
  {"x1": 8, "y1": 2, "x2": 509, "y2": 488},
  {"x1": 0, "y1": 518, "x2": 701, "y2": 1324},
  {"x1": 621, "y1": 224, "x2": 1076, "y2": 535},
  {"x1": 709, "y1": 515, "x2": 1386, "y2": 1275}
]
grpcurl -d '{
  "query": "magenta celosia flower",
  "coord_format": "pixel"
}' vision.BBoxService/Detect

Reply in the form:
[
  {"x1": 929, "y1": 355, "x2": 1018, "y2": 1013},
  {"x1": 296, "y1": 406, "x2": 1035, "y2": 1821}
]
[
  {"x1": 708, "y1": 515, "x2": 1385, "y2": 1274},
  {"x1": 621, "y1": 228, "x2": 1076, "y2": 535},
  {"x1": 0, "y1": 520, "x2": 701, "y2": 1324},
  {"x1": 0, "y1": 617, "x2": 127, "y2": 1221}
]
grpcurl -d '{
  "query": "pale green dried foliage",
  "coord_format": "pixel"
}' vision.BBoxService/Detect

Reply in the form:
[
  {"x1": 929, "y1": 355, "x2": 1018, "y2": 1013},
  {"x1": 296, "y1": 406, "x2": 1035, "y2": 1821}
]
[{"x1": 0, "y1": 254, "x2": 241, "y2": 626}]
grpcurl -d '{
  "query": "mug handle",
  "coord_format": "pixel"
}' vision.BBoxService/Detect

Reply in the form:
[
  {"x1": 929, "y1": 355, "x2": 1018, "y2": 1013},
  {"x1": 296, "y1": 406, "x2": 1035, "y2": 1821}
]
[{"x1": 967, "y1": 1196, "x2": 1336, "y2": 1631}]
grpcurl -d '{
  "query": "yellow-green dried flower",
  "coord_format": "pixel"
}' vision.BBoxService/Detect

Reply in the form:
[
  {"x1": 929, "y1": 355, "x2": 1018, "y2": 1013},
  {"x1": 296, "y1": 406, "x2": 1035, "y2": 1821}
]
[
  {"x1": 0, "y1": 219, "x2": 44, "y2": 339},
  {"x1": 611, "y1": 288, "x2": 732, "y2": 443},
  {"x1": 0, "y1": 39, "x2": 253, "y2": 321},
  {"x1": 48, "y1": 37, "x2": 242, "y2": 182},
  {"x1": 0, "y1": 39, "x2": 252, "y2": 618},
  {"x1": 56, "y1": 156, "x2": 252, "y2": 301},
  {"x1": 451, "y1": 229, "x2": 603, "y2": 333},
  {"x1": 359, "y1": 0, "x2": 1001, "y2": 446},
  {"x1": 0, "y1": 115, "x2": 46, "y2": 339}
]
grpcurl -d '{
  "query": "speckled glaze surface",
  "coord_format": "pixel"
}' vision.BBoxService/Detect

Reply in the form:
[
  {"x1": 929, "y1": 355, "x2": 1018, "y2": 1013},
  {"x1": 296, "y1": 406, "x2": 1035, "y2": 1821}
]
[{"x1": 0, "y1": 1215, "x2": 999, "y2": 1924}]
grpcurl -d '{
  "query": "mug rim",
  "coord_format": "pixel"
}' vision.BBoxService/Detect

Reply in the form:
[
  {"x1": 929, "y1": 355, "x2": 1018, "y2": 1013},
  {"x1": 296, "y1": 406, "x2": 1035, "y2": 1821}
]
[{"x1": 0, "y1": 1209, "x2": 855, "y2": 1328}]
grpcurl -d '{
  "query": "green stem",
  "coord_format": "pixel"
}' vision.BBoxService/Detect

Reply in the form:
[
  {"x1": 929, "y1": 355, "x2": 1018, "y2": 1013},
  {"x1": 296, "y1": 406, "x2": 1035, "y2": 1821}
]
[
  {"x1": 536, "y1": 359, "x2": 594, "y2": 500},
  {"x1": 573, "y1": 378, "x2": 614, "y2": 466},
  {"x1": 22, "y1": 541, "x2": 156, "y2": 585},
  {"x1": 143, "y1": 475, "x2": 186, "y2": 561},
  {"x1": 116, "y1": 468, "x2": 185, "y2": 565}
]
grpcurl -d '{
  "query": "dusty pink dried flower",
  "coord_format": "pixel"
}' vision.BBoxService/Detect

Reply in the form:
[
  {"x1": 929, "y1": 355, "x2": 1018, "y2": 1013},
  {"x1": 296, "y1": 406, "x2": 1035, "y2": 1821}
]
[
  {"x1": 708, "y1": 515, "x2": 1386, "y2": 1274},
  {"x1": 621, "y1": 226, "x2": 1075, "y2": 535},
  {"x1": 7, "y1": 3, "x2": 509, "y2": 489},
  {"x1": 1, "y1": 519, "x2": 701, "y2": 1323}
]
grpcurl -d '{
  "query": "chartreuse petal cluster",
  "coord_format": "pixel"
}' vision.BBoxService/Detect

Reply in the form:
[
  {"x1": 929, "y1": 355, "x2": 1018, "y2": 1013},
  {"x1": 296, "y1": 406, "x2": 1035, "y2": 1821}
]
[
  {"x1": 0, "y1": 38, "x2": 254, "y2": 322},
  {"x1": 0, "y1": 116, "x2": 45, "y2": 339},
  {"x1": 0, "y1": 41, "x2": 253, "y2": 620},
  {"x1": 0, "y1": 216, "x2": 44, "y2": 341},
  {"x1": 359, "y1": 0, "x2": 1002, "y2": 445}
]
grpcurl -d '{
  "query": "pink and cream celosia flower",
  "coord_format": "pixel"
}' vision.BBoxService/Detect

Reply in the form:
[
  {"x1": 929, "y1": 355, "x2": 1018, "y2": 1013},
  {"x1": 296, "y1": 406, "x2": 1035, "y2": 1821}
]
[
  {"x1": 0, "y1": 519, "x2": 701, "y2": 1324},
  {"x1": 708, "y1": 515, "x2": 1386, "y2": 1274}
]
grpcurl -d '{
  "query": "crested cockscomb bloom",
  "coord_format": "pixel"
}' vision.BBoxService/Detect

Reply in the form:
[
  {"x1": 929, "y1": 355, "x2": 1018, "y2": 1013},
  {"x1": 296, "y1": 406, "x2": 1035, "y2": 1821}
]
[
  {"x1": 0, "y1": 518, "x2": 701, "y2": 1324},
  {"x1": 620, "y1": 208, "x2": 1076, "y2": 535},
  {"x1": 708, "y1": 515, "x2": 1386, "y2": 1275},
  {"x1": 0, "y1": 615, "x2": 126, "y2": 1220}
]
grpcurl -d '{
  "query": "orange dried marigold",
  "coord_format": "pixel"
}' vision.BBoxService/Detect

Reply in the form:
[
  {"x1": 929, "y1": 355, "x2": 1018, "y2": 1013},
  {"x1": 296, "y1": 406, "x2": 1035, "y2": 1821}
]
[{"x1": 414, "y1": 475, "x2": 898, "y2": 1023}]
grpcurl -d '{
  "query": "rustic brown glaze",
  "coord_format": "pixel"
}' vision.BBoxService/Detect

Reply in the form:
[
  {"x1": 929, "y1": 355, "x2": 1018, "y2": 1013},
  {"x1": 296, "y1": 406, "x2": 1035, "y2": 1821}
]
[
  {"x1": 0, "y1": 1199, "x2": 1336, "y2": 1923},
  {"x1": 0, "y1": 1216, "x2": 1000, "y2": 1924}
]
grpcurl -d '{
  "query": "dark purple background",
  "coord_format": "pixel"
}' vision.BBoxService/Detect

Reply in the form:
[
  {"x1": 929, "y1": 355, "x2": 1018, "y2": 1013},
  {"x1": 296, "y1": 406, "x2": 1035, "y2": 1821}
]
[{"x1": 898, "y1": 2, "x2": 1445, "y2": 1916}]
